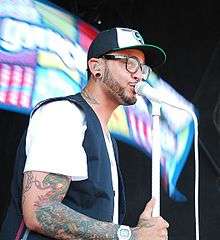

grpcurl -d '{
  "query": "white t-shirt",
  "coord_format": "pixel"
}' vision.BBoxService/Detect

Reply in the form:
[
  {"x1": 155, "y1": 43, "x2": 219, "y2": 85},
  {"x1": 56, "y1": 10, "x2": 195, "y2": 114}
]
[
  {"x1": 25, "y1": 101, "x2": 88, "y2": 180},
  {"x1": 103, "y1": 132, "x2": 119, "y2": 224},
  {"x1": 24, "y1": 100, "x2": 119, "y2": 223}
]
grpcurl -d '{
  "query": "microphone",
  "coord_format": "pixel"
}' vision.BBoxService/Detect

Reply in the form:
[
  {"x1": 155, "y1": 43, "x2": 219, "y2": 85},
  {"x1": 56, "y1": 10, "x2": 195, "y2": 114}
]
[
  {"x1": 135, "y1": 81, "x2": 163, "y2": 103},
  {"x1": 135, "y1": 81, "x2": 189, "y2": 111}
]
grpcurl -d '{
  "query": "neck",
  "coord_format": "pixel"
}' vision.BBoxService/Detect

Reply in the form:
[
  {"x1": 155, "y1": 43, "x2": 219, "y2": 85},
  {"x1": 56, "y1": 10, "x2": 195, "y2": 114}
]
[
  {"x1": 81, "y1": 88, "x2": 99, "y2": 105},
  {"x1": 81, "y1": 81, "x2": 118, "y2": 131}
]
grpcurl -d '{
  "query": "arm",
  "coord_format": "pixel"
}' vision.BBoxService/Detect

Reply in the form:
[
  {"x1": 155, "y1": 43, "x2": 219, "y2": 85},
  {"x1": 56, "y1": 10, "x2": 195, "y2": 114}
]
[
  {"x1": 22, "y1": 171, "x2": 120, "y2": 239},
  {"x1": 22, "y1": 171, "x2": 169, "y2": 240}
]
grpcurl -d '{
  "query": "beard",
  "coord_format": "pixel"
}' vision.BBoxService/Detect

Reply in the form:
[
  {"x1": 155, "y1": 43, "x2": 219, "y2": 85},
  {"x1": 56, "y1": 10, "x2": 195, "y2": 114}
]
[{"x1": 102, "y1": 67, "x2": 137, "y2": 106}]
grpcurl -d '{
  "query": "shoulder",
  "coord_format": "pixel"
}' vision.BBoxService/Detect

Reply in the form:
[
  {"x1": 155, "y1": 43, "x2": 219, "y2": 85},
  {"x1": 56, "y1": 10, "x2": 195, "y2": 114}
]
[
  {"x1": 28, "y1": 100, "x2": 86, "y2": 131},
  {"x1": 32, "y1": 100, "x2": 85, "y2": 120}
]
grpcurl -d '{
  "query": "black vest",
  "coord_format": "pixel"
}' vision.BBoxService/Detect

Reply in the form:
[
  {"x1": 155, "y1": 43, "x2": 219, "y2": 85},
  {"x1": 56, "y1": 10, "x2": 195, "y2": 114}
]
[{"x1": 0, "y1": 93, "x2": 126, "y2": 239}]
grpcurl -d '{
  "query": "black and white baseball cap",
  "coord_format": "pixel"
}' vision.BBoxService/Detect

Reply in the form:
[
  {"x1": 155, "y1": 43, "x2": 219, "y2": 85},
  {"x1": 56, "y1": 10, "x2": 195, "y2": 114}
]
[{"x1": 87, "y1": 27, "x2": 166, "y2": 68}]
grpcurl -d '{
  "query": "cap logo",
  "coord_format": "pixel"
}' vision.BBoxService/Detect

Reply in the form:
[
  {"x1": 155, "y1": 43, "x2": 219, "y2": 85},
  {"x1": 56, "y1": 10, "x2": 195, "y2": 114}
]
[
  {"x1": 118, "y1": 28, "x2": 144, "y2": 45},
  {"x1": 132, "y1": 30, "x2": 144, "y2": 44}
]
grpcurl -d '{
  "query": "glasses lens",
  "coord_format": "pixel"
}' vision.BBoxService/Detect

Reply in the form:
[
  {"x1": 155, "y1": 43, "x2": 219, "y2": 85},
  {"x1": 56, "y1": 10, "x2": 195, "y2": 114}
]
[
  {"x1": 142, "y1": 65, "x2": 150, "y2": 74},
  {"x1": 142, "y1": 65, "x2": 151, "y2": 79},
  {"x1": 126, "y1": 57, "x2": 139, "y2": 73}
]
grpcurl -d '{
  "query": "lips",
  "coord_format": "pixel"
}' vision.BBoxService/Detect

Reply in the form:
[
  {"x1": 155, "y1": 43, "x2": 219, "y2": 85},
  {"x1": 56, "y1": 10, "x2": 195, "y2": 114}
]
[
  {"x1": 129, "y1": 82, "x2": 135, "y2": 86},
  {"x1": 128, "y1": 82, "x2": 137, "y2": 94}
]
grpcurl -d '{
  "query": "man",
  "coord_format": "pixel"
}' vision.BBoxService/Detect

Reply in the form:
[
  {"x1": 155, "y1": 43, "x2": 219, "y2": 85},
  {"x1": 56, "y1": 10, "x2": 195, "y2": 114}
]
[{"x1": 1, "y1": 27, "x2": 169, "y2": 239}]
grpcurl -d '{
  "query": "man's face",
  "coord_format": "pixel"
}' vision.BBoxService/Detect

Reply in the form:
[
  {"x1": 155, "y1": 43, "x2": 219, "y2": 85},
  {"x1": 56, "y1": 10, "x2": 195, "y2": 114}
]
[{"x1": 101, "y1": 48, "x2": 145, "y2": 106}]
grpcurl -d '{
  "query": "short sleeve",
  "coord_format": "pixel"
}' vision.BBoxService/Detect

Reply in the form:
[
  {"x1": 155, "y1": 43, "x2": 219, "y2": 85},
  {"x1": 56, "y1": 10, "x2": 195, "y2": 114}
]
[{"x1": 24, "y1": 100, "x2": 88, "y2": 181}]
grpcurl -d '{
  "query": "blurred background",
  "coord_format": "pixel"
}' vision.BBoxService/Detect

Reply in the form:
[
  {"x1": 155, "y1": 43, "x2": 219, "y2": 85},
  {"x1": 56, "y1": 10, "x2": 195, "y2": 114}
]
[{"x1": 0, "y1": 1, "x2": 220, "y2": 239}]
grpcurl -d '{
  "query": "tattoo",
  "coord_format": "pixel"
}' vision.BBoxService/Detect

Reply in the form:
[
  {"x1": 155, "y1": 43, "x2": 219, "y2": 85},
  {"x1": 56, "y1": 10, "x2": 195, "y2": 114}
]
[
  {"x1": 22, "y1": 172, "x2": 57, "y2": 204},
  {"x1": 81, "y1": 90, "x2": 99, "y2": 105},
  {"x1": 36, "y1": 202, "x2": 119, "y2": 239},
  {"x1": 34, "y1": 174, "x2": 70, "y2": 207},
  {"x1": 23, "y1": 172, "x2": 34, "y2": 194},
  {"x1": 25, "y1": 172, "x2": 119, "y2": 239},
  {"x1": 22, "y1": 172, "x2": 34, "y2": 204}
]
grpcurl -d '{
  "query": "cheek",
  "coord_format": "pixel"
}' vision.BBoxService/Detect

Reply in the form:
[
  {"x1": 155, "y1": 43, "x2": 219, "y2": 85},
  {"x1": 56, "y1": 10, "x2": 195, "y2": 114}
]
[{"x1": 107, "y1": 62, "x2": 131, "y2": 85}]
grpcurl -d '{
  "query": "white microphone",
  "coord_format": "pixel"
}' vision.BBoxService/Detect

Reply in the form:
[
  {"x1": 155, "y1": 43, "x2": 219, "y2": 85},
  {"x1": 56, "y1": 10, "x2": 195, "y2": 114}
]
[
  {"x1": 135, "y1": 81, "x2": 163, "y2": 103},
  {"x1": 135, "y1": 81, "x2": 189, "y2": 111}
]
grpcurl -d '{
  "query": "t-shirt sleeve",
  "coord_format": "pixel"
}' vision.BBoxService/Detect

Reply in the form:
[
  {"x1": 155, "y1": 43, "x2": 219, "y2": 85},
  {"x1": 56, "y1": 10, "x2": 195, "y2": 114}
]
[{"x1": 24, "y1": 100, "x2": 88, "y2": 181}]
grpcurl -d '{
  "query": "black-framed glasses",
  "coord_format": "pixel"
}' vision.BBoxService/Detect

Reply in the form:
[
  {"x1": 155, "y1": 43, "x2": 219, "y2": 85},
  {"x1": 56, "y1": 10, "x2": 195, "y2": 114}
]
[{"x1": 102, "y1": 54, "x2": 151, "y2": 79}]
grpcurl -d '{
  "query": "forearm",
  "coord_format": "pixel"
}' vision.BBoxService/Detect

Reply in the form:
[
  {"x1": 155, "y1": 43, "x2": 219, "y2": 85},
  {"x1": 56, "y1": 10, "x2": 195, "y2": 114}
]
[
  {"x1": 22, "y1": 171, "x2": 123, "y2": 239},
  {"x1": 34, "y1": 201, "x2": 120, "y2": 240}
]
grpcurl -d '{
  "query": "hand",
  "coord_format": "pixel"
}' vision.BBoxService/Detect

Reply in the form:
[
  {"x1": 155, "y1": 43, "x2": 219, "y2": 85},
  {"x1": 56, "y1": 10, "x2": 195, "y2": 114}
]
[{"x1": 131, "y1": 198, "x2": 169, "y2": 240}]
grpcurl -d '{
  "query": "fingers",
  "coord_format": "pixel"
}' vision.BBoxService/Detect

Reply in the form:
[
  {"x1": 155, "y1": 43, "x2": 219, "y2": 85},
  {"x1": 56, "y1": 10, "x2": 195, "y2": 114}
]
[
  {"x1": 163, "y1": 219, "x2": 169, "y2": 228},
  {"x1": 161, "y1": 229, "x2": 168, "y2": 240},
  {"x1": 161, "y1": 228, "x2": 168, "y2": 236},
  {"x1": 156, "y1": 217, "x2": 169, "y2": 229},
  {"x1": 137, "y1": 198, "x2": 169, "y2": 240},
  {"x1": 140, "y1": 198, "x2": 155, "y2": 219},
  {"x1": 139, "y1": 216, "x2": 169, "y2": 230},
  {"x1": 133, "y1": 218, "x2": 169, "y2": 240}
]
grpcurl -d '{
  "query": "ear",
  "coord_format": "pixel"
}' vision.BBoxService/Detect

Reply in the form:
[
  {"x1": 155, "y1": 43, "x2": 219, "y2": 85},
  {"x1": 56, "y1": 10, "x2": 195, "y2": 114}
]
[{"x1": 88, "y1": 58, "x2": 102, "y2": 75}]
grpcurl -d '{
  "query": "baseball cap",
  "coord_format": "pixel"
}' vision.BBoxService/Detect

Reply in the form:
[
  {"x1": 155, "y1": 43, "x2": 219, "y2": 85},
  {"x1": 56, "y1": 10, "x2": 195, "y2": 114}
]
[{"x1": 87, "y1": 27, "x2": 166, "y2": 68}]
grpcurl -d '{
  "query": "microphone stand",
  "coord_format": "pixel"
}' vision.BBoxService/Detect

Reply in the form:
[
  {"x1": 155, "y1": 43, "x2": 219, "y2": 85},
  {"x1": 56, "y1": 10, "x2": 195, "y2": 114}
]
[
  {"x1": 150, "y1": 100, "x2": 161, "y2": 216},
  {"x1": 136, "y1": 81, "x2": 200, "y2": 239}
]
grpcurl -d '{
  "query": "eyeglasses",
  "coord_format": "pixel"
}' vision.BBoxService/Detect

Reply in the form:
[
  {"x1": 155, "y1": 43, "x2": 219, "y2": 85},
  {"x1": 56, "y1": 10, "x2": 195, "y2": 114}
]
[{"x1": 102, "y1": 54, "x2": 151, "y2": 79}]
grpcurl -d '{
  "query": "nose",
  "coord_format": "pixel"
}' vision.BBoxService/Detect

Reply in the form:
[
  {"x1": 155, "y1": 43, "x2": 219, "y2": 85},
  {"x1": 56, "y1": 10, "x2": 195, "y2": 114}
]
[{"x1": 131, "y1": 67, "x2": 143, "y2": 82}]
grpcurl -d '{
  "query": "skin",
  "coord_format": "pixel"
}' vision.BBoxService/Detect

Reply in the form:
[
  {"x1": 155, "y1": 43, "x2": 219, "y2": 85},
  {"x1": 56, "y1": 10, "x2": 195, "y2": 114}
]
[
  {"x1": 85, "y1": 49, "x2": 145, "y2": 133},
  {"x1": 100, "y1": 50, "x2": 144, "y2": 106},
  {"x1": 22, "y1": 48, "x2": 169, "y2": 239}
]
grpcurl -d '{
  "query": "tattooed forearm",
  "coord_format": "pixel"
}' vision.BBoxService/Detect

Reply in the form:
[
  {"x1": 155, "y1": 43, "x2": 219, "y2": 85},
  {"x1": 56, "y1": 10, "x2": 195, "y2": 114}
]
[
  {"x1": 23, "y1": 172, "x2": 119, "y2": 239},
  {"x1": 35, "y1": 202, "x2": 119, "y2": 240}
]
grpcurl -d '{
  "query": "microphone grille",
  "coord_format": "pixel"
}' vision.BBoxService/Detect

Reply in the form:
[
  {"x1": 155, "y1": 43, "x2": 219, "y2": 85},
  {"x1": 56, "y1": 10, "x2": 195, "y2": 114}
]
[{"x1": 135, "y1": 81, "x2": 145, "y2": 94}]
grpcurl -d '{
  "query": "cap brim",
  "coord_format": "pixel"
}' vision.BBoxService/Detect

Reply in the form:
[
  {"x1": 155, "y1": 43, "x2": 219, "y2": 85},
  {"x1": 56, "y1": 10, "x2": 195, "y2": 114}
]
[{"x1": 111, "y1": 44, "x2": 166, "y2": 68}]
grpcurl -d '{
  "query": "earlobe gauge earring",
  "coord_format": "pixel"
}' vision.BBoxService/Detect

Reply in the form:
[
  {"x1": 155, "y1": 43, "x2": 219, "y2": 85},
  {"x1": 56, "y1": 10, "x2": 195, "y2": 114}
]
[{"x1": 95, "y1": 72, "x2": 101, "y2": 78}]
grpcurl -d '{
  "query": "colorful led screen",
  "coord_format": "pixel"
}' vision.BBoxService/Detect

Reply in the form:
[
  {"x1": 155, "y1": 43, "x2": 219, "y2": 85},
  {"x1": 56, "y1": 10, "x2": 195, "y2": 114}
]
[{"x1": 0, "y1": 0, "x2": 195, "y2": 201}]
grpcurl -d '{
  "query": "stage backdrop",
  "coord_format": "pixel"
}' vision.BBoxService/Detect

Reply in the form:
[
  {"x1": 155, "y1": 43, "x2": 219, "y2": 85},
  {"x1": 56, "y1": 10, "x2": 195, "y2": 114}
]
[{"x1": 0, "y1": 0, "x2": 195, "y2": 201}]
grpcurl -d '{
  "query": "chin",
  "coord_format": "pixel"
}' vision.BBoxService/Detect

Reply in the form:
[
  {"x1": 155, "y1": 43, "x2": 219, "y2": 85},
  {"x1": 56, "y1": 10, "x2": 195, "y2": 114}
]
[
  {"x1": 122, "y1": 97, "x2": 137, "y2": 106},
  {"x1": 116, "y1": 90, "x2": 137, "y2": 106}
]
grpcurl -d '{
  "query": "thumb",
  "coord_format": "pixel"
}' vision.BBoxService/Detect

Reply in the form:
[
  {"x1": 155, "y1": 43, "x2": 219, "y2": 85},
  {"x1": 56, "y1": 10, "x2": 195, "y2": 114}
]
[{"x1": 140, "y1": 198, "x2": 156, "y2": 219}]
